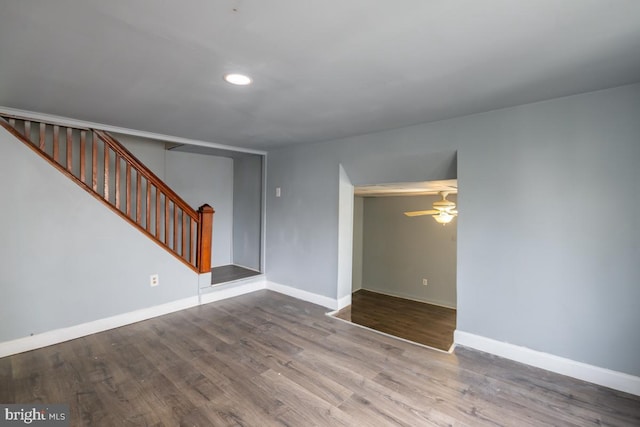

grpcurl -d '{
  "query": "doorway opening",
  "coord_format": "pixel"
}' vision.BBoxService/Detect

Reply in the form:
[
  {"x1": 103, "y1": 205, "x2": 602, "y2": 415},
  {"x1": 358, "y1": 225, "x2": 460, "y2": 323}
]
[
  {"x1": 167, "y1": 144, "x2": 265, "y2": 286},
  {"x1": 334, "y1": 179, "x2": 458, "y2": 352}
]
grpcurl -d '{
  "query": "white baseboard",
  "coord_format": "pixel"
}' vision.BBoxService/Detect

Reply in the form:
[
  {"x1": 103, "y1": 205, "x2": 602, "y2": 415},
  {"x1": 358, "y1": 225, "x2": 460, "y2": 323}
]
[
  {"x1": 0, "y1": 279, "x2": 334, "y2": 358},
  {"x1": 454, "y1": 330, "x2": 640, "y2": 396},
  {"x1": 265, "y1": 281, "x2": 339, "y2": 310},
  {"x1": 200, "y1": 278, "x2": 266, "y2": 305},
  {"x1": 0, "y1": 296, "x2": 199, "y2": 358},
  {"x1": 0, "y1": 279, "x2": 270, "y2": 358},
  {"x1": 360, "y1": 287, "x2": 456, "y2": 310},
  {"x1": 337, "y1": 293, "x2": 352, "y2": 310},
  {"x1": 198, "y1": 272, "x2": 212, "y2": 289}
]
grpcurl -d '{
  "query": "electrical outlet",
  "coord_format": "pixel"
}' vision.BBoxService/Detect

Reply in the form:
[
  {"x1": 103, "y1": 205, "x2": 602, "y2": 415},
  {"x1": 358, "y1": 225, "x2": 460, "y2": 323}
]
[
  {"x1": 150, "y1": 274, "x2": 159, "y2": 287},
  {"x1": 422, "y1": 278, "x2": 428, "y2": 286},
  {"x1": 276, "y1": 187, "x2": 281, "y2": 197}
]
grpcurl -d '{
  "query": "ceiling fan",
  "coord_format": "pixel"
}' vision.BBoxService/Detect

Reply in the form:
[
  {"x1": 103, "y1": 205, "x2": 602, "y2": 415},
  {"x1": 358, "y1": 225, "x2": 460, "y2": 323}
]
[{"x1": 404, "y1": 191, "x2": 458, "y2": 224}]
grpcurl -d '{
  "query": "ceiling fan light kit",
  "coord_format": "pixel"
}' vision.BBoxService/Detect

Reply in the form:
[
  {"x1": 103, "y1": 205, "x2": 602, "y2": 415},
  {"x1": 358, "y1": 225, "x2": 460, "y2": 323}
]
[
  {"x1": 432, "y1": 211, "x2": 455, "y2": 225},
  {"x1": 404, "y1": 191, "x2": 458, "y2": 225}
]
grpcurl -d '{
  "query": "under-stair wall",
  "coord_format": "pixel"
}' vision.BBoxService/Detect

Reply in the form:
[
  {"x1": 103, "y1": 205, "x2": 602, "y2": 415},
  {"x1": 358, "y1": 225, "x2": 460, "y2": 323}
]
[
  {"x1": 0, "y1": 124, "x2": 199, "y2": 344},
  {"x1": 0, "y1": 115, "x2": 215, "y2": 272}
]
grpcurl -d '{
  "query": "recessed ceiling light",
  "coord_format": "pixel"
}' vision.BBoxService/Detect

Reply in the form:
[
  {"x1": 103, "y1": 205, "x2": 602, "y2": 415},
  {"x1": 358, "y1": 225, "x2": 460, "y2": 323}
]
[{"x1": 224, "y1": 73, "x2": 252, "y2": 86}]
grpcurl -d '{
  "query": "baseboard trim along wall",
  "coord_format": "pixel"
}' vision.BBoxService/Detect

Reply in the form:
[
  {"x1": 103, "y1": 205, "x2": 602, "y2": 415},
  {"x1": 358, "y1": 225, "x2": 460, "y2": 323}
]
[
  {"x1": 3, "y1": 283, "x2": 637, "y2": 397},
  {"x1": 0, "y1": 296, "x2": 199, "y2": 359},
  {"x1": 265, "y1": 281, "x2": 339, "y2": 310},
  {"x1": 0, "y1": 278, "x2": 344, "y2": 358},
  {"x1": 361, "y1": 287, "x2": 457, "y2": 310},
  {"x1": 337, "y1": 294, "x2": 352, "y2": 311},
  {"x1": 200, "y1": 279, "x2": 266, "y2": 305},
  {"x1": 454, "y1": 330, "x2": 640, "y2": 396}
]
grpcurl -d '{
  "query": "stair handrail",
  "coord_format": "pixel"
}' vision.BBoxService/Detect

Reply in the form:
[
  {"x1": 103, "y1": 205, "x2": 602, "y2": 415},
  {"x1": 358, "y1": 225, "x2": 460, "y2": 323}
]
[
  {"x1": 0, "y1": 113, "x2": 213, "y2": 274},
  {"x1": 93, "y1": 130, "x2": 198, "y2": 221}
]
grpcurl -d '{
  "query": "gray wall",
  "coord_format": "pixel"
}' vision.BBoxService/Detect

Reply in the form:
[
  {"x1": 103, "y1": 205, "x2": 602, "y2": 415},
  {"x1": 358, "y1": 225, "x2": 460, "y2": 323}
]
[
  {"x1": 337, "y1": 164, "x2": 354, "y2": 302},
  {"x1": 114, "y1": 134, "x2": 234, "y2": 267},
  {"x1": 361, "y1": 195, "x2": 457, "y2": 308},
  {"x1": 232, "y1": 155, "x2": 263, "y2": 271},
  {"x1": 352, "y1": 196, "x2": 364, "y2": 292},
  {"x1": 112, "y1": 133, "x2": 166, "y2": 177},
  {"x1": 166, "y1": 151, "x2": 233, "y2": 267},
  {"x1": 265, "y1": 83, "x2": 640, "y2": 376},
  {"x1": 0, "y1": 126, "x2": 197, "y2": 342}
]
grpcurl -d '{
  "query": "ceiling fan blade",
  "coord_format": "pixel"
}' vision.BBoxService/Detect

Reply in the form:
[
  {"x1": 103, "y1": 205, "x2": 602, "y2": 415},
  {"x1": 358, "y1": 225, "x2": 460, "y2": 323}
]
[{"x1": 404, "y1": 210, "x2": 438, "y2": 217}]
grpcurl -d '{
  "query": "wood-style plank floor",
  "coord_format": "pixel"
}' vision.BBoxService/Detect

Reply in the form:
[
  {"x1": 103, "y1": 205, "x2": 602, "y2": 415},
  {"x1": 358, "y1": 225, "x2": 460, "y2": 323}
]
[
  {"x1": 1, "y1": 290, "x2": 638, "y2": 426},
  {"x1": 333, "y1": 289, "x2": 456, "y2": 351},
  {"x1": 211, "y1": 264, "x2": 261, "y2": 285}
]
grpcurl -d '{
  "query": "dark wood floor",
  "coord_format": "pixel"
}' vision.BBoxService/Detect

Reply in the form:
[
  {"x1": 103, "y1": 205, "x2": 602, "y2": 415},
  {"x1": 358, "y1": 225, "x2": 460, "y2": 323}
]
[
  {"x1": 1, "y1": 290, "x2": 638, "y2": 426},
  {"x1": 211, "y1": 264, "x2": 261, "y2": 285},
  {"x1": 333, "y1": 289, "x2": 457, "y2": 351}
]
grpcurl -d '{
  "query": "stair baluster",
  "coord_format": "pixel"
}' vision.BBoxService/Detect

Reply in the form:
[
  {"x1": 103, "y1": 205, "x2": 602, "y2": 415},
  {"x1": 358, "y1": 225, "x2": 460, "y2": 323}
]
[{"x1": 0, "y1": 114, "x2": 213, "y2": 273}]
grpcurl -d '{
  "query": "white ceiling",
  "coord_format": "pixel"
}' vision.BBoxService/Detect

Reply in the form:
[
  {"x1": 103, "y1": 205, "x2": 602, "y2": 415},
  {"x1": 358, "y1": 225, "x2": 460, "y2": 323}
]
[{"x1": 1, "y1": 1, "x2": 639, "y2": 150}]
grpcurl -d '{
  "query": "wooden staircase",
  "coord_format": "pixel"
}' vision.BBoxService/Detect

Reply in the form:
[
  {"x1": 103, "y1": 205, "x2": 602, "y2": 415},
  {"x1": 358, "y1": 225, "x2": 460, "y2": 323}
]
[{"x1": 0, "y1": 113, "x2": 214, "y2": 274}]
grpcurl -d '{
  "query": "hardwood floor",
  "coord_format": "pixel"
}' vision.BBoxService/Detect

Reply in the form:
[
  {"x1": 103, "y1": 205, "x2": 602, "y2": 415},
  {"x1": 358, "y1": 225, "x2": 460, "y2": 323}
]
[
  {"x1": 333, "y1": 289, "x2": 456, "y2": 351},
  {"x1": 211, "y1": 264, "x2": 261, "y2": 285},
  {"x1": 1, "y1": 290, "x2": 638, "y2": 426}
]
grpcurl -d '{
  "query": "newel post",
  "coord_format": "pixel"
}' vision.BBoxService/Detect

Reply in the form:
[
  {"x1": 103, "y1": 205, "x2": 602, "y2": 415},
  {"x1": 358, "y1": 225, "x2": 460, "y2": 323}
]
[{"x1": 197, "y1": 204, "x2": 215, "y2": 273}]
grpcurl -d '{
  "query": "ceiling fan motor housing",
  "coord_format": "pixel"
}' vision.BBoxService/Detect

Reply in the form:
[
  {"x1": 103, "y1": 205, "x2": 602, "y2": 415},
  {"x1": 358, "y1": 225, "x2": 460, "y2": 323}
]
[{"x1": 433, "y1": 199, "x2": 455, "y2": 211}]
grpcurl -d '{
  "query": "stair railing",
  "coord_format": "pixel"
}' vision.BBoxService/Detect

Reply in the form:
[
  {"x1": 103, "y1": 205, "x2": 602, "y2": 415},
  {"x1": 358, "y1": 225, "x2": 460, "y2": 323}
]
[{"x1": 0, "y1": 113, "x2": 213, "y2": 273}]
